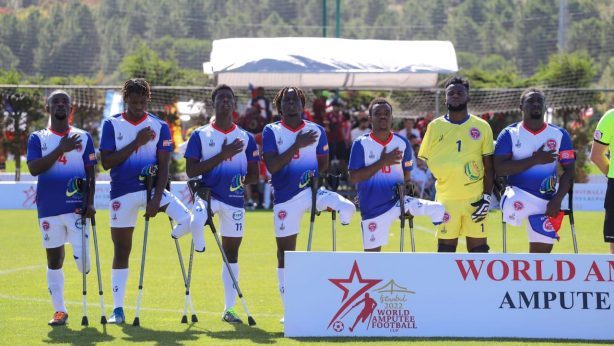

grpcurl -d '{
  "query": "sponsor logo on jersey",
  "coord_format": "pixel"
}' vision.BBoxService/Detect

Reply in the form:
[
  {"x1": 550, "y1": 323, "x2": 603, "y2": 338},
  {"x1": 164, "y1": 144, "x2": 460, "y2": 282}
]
[
  {"x1": 112, "y1": 201, "x2": 121, "y2": 211},
  {"x1": 464, "y1": 161, "x2": 481, "y2": 181},
  {"x1": 42, "y1": 221, "x2": 50, "y2": 231},
  {"x1": 368, "y1": 222, "x2": 377, "y2": 232},
  {"x1": 539, "y1": 176, "x2": 557, "y2": 194},
  {"x1": 66, "y1": 177, "x2": 84, "y2": 198},
  {"x1": 233, "y1": 210, "x2": 243, "y2": 220},
  {"x1": 469, "y1": 127, "x2": 481, "y2": 140},
  {"x1": 594, "y1": 130, "x2": 603, "y2": 141},
  {"x1": 229, "y1": 174, "x2": 244, "y2": 193},
  {"x1": 404, "y1": 160, "x2": 413, "y2": 168},
  {"x1": 298, "y1": 171, "x2": 314, "y2": 189},
  {"x1": 546, "y1": 139, "x2": 557, "y2": 151},
  {"x1": 513, "y1": 201, "x2": 524, "y2": 211},
  {"x1": 163, "y1": 139, "x2": 172, "y2": 147}
]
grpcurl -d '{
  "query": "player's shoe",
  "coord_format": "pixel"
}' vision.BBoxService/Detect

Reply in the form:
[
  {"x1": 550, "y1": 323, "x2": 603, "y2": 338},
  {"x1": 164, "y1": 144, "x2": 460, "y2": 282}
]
[
  {"x1": 107, "y1": 307, "x2": 125, "y2": 324},
  {"x1": 222, "y1": 307, "x2": 243, "y2": 324},
  {"x1": 48, "y1": 311, "x2": 68, "y2": 326}
]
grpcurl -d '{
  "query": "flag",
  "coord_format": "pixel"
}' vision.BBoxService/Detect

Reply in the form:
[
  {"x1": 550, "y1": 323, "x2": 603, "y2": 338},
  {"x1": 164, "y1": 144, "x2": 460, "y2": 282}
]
[{"x1": 528, "y1": 212, "x2": 565, "y2": 240}]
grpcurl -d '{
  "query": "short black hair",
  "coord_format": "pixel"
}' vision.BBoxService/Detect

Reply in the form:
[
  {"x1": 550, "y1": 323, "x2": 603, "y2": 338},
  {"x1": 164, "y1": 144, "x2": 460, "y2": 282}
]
[
  {"x1": 47, "y1": 89, "x2": 71, "y2": 106},
  {"x1": 211, "y1": 84, "x2": 235, "y2": 103},
  {"x1": 520, "y1": 87, "x2": 545, "y2": 105},
  {"x1": 122, "y1": 78, "x2": 151, "y2": 100},
  {"x1": 444, "y1": 75, "x2": 470, "y2": 91},
  {"x1": 368, "y1": 97, "x2": 392, "y2": 117},
  {"x1": 273, "y1": 86, "x2": 306, "y2": 114}
]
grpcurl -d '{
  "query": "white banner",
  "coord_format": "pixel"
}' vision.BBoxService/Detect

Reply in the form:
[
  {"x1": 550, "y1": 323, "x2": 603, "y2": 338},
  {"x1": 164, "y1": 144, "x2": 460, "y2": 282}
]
[
  {"x1": 285, "y1": 252, "x2": 614, "y2": 339},
  {"x1": 0, "y1": 181, "x2": 194, "y2": 210}
]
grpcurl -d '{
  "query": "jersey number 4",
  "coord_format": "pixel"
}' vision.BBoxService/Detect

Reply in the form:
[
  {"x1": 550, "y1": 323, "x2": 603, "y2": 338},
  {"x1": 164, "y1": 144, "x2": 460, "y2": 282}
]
[{"x1": 58, "y1": 154, "x2": 68, "y2": 165}]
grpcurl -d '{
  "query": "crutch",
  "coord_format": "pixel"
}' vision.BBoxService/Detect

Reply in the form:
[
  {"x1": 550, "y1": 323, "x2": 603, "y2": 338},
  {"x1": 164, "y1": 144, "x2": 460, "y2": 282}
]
[
  {"x1": 133, "y1": 175, "x2": 154, "y2": 326},
  {"x1": 397, "y1": 183, "x2": 406, "y2": 252},
  {"x1": 563, "y1": 181, "x2": 578, "y2": 254},
  {"x1": 87, "y1": 178, "x2": 107, "y2": 324},
  {"x1": 494, "y1": 177, "x2": 507, "y2": 253},
  {"x1": 168, "y1": 180, "x2": 197, "y2": 323},
  {"x1": 80, "y1": 178, "x2": 89, "y2": 326},
  {"x1": 202, "y1": 188, "x2": 257, "y2": 326},
  {"x1": 306, "y1": 174, "x2": 317, "y2": 251},
  {"x1": 327, "y1": 173, "x2": 341, "y2": 252}
]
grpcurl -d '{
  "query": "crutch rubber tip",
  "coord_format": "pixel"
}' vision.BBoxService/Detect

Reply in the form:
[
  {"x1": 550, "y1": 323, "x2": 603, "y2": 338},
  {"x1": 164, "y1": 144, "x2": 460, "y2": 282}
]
[
  {"x1": 100, "y1": 316, "x2": 107, "y2": 324},
  {"x1": 81, "y1": 316, "x2": 89, "y2": 326},
  {"x1": 132, "y1": 317, "x2": 140, "y2": 326},
  {"x1": 191, "y1": 315, "x2": 198, "y2": 323},
  {"x1": 248, "y1": 316, "x2": 256, "y2": 326},
  {"x1": 181, "y1": 315, "x2": 188, "y2": 324}
]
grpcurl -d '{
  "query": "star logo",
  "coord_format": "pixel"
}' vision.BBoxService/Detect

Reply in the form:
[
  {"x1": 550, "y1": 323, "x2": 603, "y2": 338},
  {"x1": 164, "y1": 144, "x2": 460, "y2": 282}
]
[
  {"x1": 327, "y1": 261, "x2": 382, "y2": 329},
  {"x1": 23, "y1": 186, "x2": 37, "y2": 207}
]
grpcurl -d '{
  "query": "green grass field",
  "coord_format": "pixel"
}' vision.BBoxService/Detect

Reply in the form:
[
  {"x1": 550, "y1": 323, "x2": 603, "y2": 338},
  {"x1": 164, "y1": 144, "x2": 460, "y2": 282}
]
[{"x1": 0, "y1": 209, "x2": 609, "y2": 345}]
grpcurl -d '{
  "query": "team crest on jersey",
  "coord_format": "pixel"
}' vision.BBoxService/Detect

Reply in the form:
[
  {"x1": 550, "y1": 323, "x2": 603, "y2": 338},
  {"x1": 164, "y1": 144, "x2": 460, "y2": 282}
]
[
  {"x1": 42, "y1": 221, "x2": 50, "y2": 231},
  {"x1": 278, "y1": 210, "x2": 287, "y2": 220},
  {"x1": 442, "y1": 212, "x2": 451, "y2": 224},
  {"x1": 368, "y1": 222, "x2": 377, "y2": 232},
  {"x1": 513, "y1": 201, "x2": 524, "y2": 211},
  {"x1": 229, "y1": 174, "x2": 244, "y2": 193},
  {"x1": 469, "y1": 128, "x2": 481, "y2": 140},
  {"x1": 112, "y1": 201, "x2": 121, "y2": 211},
  {"x1": 543, "y1": 219, "x2": 554, "y2": 231},
  {"x1": 539, "y1": 176, "x2": 557, "y2": 194},
  {"x1": 546, "y1": 139, "x2": 557, "y2": 151},
  {"x1": 594, "y1": 130, "x2": 603, "y2": 141},
  {"x1": 464, "y1": 161, "x2": 481, "y2": 181},
  {"x1": 75, "y1": 142, "x2": 83, "y2": 152}
]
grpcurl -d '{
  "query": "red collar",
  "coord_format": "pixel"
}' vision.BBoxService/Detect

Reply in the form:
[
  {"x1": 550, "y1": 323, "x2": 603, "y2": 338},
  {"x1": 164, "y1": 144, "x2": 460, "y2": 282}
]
[
  {"x1": 211, "y1": 122, "x2": 237, "y2": 134},
  {"x1": 281, "y1": 120, "x2": 306, "y2": 133},
  {"x1": 370, "y1": 132, "x2": 393, "y2": 146},
  {"x1": 521, "y1": 122, "x2": 547, "y2": 135},
  {"x1": 122, "y1": 112, "x2": 148, "y2": 126},
  {"x1": 48, "y1": 127, "x2": 71, "y2": 136}
]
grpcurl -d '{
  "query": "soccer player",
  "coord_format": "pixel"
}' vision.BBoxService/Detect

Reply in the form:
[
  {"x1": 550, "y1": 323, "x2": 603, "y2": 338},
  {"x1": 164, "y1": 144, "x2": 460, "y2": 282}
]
[
  {"x1": 27, "y1": 90, "x2": 97, "y2": 325},
  {"x1": 99, "y1": 78, "x2": 192, "y2": 324},
  {"x1": 590, "y1": 108, "x2": 614, "y2": 254},
  {"x1": 418, "y1": 76, "x2": 494, "y2": 253},
  {"x1": 495, "y1": 88, "x2": 575, "y2": 253},
  {"x1": 176, "y1": 84, "x2": 260, "y2": 324},
  {"x1": 262, "y1": 87, "x2": 355, "y2": 323},
  {"x1": 348, "y1": 98, "x2": 445, "y2": 251}
]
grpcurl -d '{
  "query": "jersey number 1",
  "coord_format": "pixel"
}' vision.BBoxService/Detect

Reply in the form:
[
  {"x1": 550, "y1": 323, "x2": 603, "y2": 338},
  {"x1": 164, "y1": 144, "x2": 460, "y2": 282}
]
[{"x1": 456, "y1": 140, "x2": 461, "y2": 152}]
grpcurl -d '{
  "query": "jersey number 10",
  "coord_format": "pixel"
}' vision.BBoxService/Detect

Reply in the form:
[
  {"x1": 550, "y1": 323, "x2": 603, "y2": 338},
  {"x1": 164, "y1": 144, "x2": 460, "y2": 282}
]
[{"x1": 381, "y1": 165, "x2": 391, "y2": 173}]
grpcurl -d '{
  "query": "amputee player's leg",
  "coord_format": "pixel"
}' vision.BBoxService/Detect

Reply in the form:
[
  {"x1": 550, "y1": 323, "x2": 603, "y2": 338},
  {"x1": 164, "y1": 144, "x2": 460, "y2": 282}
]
[
  {"x1": 315, "y1": 188, "x2": 356, "y2": 225},
  {"x1": 218, "y1": 202, "x2": 245, "y2": 324},
  {"x1": 159, "y1": 188, "x2": 191, "y2": 240}
]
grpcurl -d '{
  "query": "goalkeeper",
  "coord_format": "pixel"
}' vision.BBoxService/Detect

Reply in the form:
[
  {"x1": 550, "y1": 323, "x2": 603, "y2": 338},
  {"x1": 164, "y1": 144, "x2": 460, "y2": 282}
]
[{"x1": 418, "y1": 76, "x2": 494, "y2": 253}]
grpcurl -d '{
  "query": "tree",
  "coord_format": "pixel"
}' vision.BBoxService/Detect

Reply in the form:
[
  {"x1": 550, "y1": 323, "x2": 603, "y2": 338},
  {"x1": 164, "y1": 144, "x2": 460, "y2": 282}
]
[{"x1": 119, "y1": 41, "x2": 183, "y2": 86}]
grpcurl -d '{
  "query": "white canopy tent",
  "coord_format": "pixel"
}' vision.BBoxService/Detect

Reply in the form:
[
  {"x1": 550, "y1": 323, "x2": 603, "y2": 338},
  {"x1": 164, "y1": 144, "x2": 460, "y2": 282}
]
[{"x1": 203, "y1": 37, "x2": 458, "y2": 89}]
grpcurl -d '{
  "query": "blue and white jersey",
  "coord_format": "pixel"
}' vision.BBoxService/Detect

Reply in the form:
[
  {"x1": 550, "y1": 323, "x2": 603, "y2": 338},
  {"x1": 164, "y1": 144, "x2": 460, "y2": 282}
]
[
  {"x1": 27, "y1": 127, "x2": 97, "y2": 218},
  {"x1": 100, "y1": 112, "x2": 173, "y2": 199},
  {"x1": 184, "y1": 123, "x2": 259, "y2": 208},
  {"x1": 262, "y1": 120, "x2": 328, "y2": 204},
  {"x1": 495, "y1": 122, "x2": 575, "y2": 200},
  {"x1": 349, "y1": 132, "x2": 413, "y2": 219}
]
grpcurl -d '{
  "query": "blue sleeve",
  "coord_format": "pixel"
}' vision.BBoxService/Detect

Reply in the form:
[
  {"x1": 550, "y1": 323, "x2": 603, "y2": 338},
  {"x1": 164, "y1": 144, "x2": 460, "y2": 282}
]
[
  {"x1": 262, "y1": 126, "x2": 277, "y2": 154},
  {"x1": 494, "y1": 129, "x2": 512, "y2": 156},
  {"x1": 558, "y1": 128, "x2": 575, "y2": 164},
  {"x1": 348, "y1": 140, "x2": 365, "y2": 171},
  {"x1": 26, "y1": 133, "x2": 42, "y2": 162},
  {"x1": 402, "y1": 138, "x2": 413, "y2": 172},
  {"x1": 183, "y1": 131, "x2": 202, "y2": 160},
  {"x1": 316, "y1": 126, "x2": 329, "y2": 156},
  {"x1": 82, "y1": 134, "x2": 97, "y2": 166},
  {"x1": 99, "y1": 119, "x2": 116, "y2": 152},
  {"x1": 157, "y1": 122, "x2": 173, "y2": 152},
  {"x1": 246, "y1": 133, "x2": 260, "y2": 162}
]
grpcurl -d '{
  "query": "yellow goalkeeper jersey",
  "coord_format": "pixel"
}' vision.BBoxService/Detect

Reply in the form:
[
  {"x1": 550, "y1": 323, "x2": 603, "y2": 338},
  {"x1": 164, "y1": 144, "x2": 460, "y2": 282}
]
[{"x1": 418, "y1": 114, "x2": 494, "y2": 200}]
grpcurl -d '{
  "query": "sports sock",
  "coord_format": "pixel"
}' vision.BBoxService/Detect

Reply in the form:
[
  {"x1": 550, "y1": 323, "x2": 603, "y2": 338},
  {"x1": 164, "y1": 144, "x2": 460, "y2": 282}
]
[
  {"x1": 222, "y1": 263, "x2": 239, "y2": 310},
  {"x1": 277, "y1": 268, "x2": 285, "y2": 310},
  {"x1": 47, "y1": 268, "x2": 66, "y2": 312},
  {"x1": 111, "y1": 268, "x2": 129, "y2": 309}
]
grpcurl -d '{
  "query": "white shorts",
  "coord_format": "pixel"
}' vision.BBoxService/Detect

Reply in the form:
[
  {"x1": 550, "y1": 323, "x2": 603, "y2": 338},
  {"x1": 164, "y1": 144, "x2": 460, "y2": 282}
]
[
  {"x1": 273, "y1": 188, "x2": 356, "y2": 238},
  {"x1": 109, "y1": 189, "x2": 175, "y2": 228},
  {"x1": 192, "y1": 196, "x2": 245, "y2": 237},
  {"x1": 38, "y1": 212, "x2": 90, "y2": 273},
  {"x1": 501, "y1": 186, "x2": 554, "y2": 244},
  {"x1": 361, "y1": 196, "x2": 445, "y2": 250}
]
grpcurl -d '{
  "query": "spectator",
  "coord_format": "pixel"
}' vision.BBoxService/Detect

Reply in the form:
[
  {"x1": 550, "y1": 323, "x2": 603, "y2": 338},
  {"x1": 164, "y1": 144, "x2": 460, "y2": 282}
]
[
  {"x1": 398, "y1": 118, "x2": 421, "y2": 141},
  {"x1": 351, "y1": 110, "x2": 371, "y2": 141}
]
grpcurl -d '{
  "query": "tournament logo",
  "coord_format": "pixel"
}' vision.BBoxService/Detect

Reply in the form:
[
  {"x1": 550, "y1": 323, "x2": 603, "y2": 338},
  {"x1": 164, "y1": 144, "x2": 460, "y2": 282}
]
[
  {"x1": 546, "y1": 139, "x2": 557, "y2": 151},
  {"x1": 41, "y1": 143, "x2": 47, "y2": 151},
  {"x1": 209, "y1": 139, "x2": 215, "y2": 147},
  {"x1": 229, "y1": 174, "x2": 244, "y2": 193},
  {"x1": 513, "y1": 201, "x2": 524, "y2": 211},
  {"x1": 111, "y1": 201, "x2": 121, "y2": 211},
  {"x1": 298, "y1": 171, "x2": 314, "y2": 189},
  {"x1": 328, "y1": 261, "x2": 417, "y2": 334},
  {"x1": 41, "y1": 221, "x2": 50, "y2": 231},
  {"x1": 232, "y1": 210, "x2": 243, "y2": 221},
  {"x1": 515, "y1": 139, "x2": 521, "y2": 148},
  {"x1": 594, "y1": 130, "x2": 603, "y2": 141},
  {"x1": 539, "y1": 176, "x2": 557, "y2": 195},
  {"x1": 464, "y1": 161, "x2": 481, "y2": 181},
  {"x1": 368, "y1": 222, "x2": 377, "y2": 232},
  {"x1": 117, "y1": 132, "x2": 123, "y2": 141},
  {"x1": 469, "y1": 127, "x2": 481, "y2": 140},
  {"x1": 369, "y1": 151, "x2": 375, "y2": 159},
  {"x1": 22, "y1": 186, "x2": 37, "y2": 208},
  {"x1": 442, "y1": 212, "x2": 451, "y2": 224}
]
